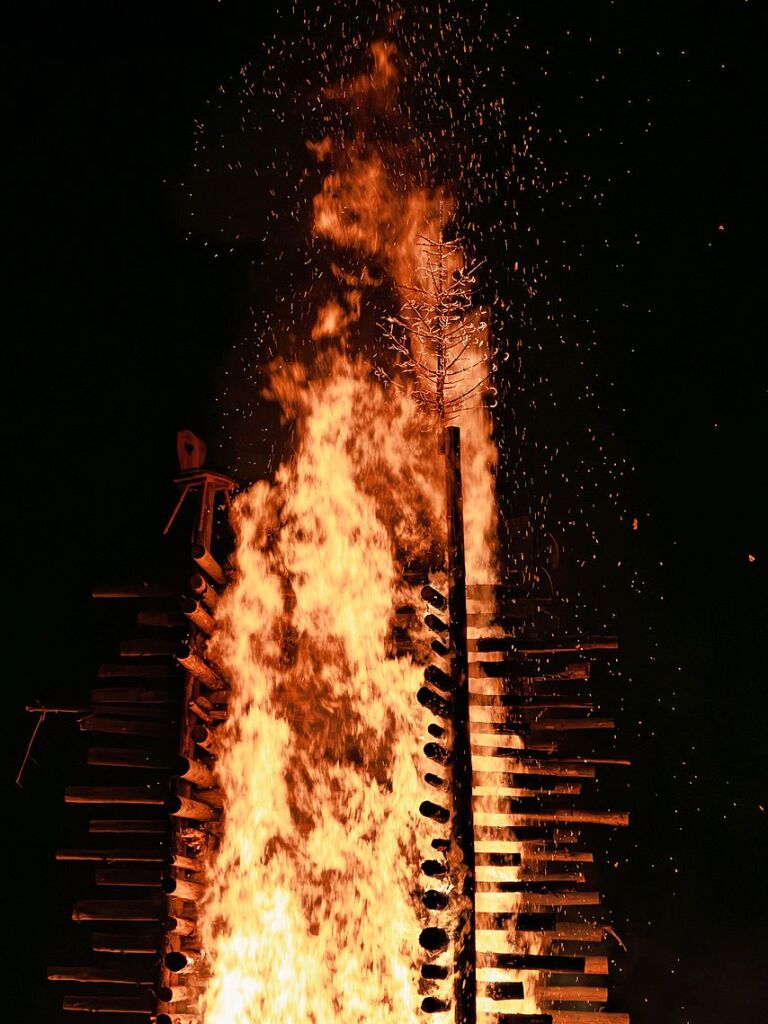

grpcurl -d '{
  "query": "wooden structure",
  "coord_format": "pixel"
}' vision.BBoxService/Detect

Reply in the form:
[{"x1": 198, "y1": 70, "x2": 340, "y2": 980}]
[
  {"x1": 42, "y1": 426, "x2": 628, "y2": 1024},
  {"x1": 44, "y1": 432, "x2": 236, "y2": 1023},
  {"x1": 414, "y1": 425, "x2": 629, "y2": 1024}
]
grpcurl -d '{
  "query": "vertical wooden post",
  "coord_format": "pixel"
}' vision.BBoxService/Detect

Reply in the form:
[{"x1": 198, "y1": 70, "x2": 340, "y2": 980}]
[{"x1": 444, "y1": 425, "x2": 476, "y2": 1024}]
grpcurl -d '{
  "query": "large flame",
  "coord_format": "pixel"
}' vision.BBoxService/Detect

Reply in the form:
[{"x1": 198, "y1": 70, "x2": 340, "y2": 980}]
[
  {"x1": 200, "y1": 357, "x2": 446, "y2": 1024},
  {"x1": 197, "y1": 35, "x2": 548, "y2": 1024}
]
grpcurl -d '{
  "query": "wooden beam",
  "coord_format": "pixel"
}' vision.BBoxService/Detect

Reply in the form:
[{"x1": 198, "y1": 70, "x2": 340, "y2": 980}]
[
  {"x1": 65, "y1": 787, "x2": 166, "y2": 806},
  {"x1": 474, "y1": 810, "x2": 629, "y2": 827},
  {"x1": 72, "y1": 900, "x2": 163, "y2": 922},
  {"x1": 90, "y1": 688, "x2": 171, "y2": 704},
  {"x1": 57, "y1": 849, "x2": 164, "y2": 864},
  {"x1": 79, "y1": 717, "x2": 169, "y2": 739},
  {"x1": 92, "y1": 933, "x2": 160, "y2": 955},
  {"x1": 87, "y1": 748, "x2": 170, "y2": 771},
  {"x1": 542, "y1": 988, "x2": 608, "y2": 1004},
  {"x1": 62, "y1": 995, "x2": 155, "y2": 1015},
  {"x1": 444, "y1": 425, "x2": 476, "y2": 1024},
  {"x1": 89, "y1": 820, "x2": 166, "y2": 835},
  {"x1": 97, "y1": 663, "x2": 173, "y2": 679},
  {"x1": 477, "y1": 954, "x2": 608, "y2": 974},
  {"x1": 92, "y1": 583, "x2": 174, "y2": 599},
  {"x1": 95, "y1": 867, "x2": 162, "y2": 888},
  {"x1": 48, "y1": 966, "x2": 153, "y2": 986}
]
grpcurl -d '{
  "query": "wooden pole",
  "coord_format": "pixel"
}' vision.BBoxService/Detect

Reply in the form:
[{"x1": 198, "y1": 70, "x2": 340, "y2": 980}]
[{"x1": 444, "y1": 424, "x2": 476, "y2": 1024}]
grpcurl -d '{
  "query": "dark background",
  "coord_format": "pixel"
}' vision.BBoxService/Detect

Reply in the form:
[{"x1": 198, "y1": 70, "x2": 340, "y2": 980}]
[{"x1": 3, "y1": 2, "x2": 766, "y2": 1021}]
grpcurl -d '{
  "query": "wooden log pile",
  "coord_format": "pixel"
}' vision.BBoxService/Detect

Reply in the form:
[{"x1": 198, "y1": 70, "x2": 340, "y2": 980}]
[
  {"x1": 47, "y1": 433, "x2": 236, "y2": 1022},
  {"x1": 412, "y1": 426, "x2": 630, "y2": 1024}
]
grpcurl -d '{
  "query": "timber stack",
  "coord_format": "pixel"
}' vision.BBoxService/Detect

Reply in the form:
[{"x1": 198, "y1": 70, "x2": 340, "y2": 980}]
[{"x1": 48, "y1": 431, "x2": 236, "y2": 1024}]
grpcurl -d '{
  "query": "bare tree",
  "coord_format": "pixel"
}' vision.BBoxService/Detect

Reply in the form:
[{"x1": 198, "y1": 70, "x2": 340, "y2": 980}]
[{"x1": 379, "y1": 231, "x2": 496, "y2": 424}]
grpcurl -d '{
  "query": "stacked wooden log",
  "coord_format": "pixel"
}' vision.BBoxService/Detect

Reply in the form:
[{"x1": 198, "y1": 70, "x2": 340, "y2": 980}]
[
  {"x1": 49, "y1": 445, "x2": 236, "y2": 1023},
  {"x1": 414, "y1": 427, "x2": 630, "y2": 1024}
]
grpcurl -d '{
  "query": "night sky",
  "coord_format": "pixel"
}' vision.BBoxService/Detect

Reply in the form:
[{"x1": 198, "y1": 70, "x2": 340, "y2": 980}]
[{"x1": 4, "y1": 3, "x2": 766, "y2": 1022}]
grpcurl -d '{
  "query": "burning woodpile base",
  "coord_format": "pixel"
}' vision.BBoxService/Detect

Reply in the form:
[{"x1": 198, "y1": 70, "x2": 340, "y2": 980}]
[{"x1": 42, "y1": 425, "x2": 629, "y2": 1024}]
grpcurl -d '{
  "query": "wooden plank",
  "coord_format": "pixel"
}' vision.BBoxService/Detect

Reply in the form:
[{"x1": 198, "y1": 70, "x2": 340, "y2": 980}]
[
  {"x1": 57, "y1": 849, "x2": 165, "y2": 864},
  {"x1": 542, "y1": 988, "x2": 608, "y2": 1004},
  {"x1": 90, "y1": 688, "x2": 171, "y2": 704},
  {"x1": 48, "y1": 965, "x2": 154, "y2": 985},
  {"x1": 92, "y1": 583, "x2": 174, "y2": 599},
  {"x1": 89, "y1": 820, "x2": 166, "y2": 835},
  {"x1": 468, "y1": 638, "x2": 618, "y2": 654},
  {"x1": 475, "y1": 810, "x2": 628, "y2": 827},
  {"x1": 95, "y1": 867, "x2": 162, "y2": 888},
  {"x1": 550, "y1": 1015, "x2": 629, "y2": 1024},
  {"x1": 98, "y1": 663, "x2": 173, "y2": 679},
  {"x1": 476, "y1": 892, "x2": 600, "y2": 912},
  {"x1": 444, "y1": 424, "x2": 476, "y2": 1024},
  {"x1": 65, "y1": 787, "x2": 166, "y2": 807},
  {"x1": 120, "y1": 638, "x2": 177, "y2": 657},
  {"x1": 62, "y1": 995, "x2": 155, "y2": 1014},
  {"x1": 477, "y1": 954, "x2": 608, "y2": 974},
  {"x1": 79, "y1": 717, "x2": 170, "y2": 738},
  {"x1": 92, "y1": 933, "x2": 160, "y2": 955},
  {"x1": 72, "y1": 900, "x2": 163, "y2": 922},
  {"x1": 87, "y1": 748, "x2": 170, "y2": 771}
]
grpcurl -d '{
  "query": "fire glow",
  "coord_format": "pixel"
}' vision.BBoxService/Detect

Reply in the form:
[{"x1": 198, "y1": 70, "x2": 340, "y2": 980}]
[{"x1": 197, "y1": 32, "x2": 573, "y2": 1024}]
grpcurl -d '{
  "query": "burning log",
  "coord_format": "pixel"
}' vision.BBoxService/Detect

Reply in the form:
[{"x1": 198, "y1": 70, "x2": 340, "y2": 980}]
[
  {"x1": 531, "y1": 718, "x2": 615, "y2": 732},
  {"x1": 475, "y1": 916, "x2": 606, "y2": 941},
  {"x1": 476, "y1": 892, "x2": 601, "y2": 912},
  {"x1": 165, "y1": 914, "x2": 196, "y2": 936},
  {"x1": 419, "y1": 927, "x2": 450, "y2": 951},
  {"x1": 177, "y1": 642, "x2": 225, "y2": 690},
  {"x1": 169, "y1": 853, "x2": 203, "y2": 872},
  {"x1": 168, "y1": 795, "x2": 220, "y2": 822},
  {"x1": 467, "y1": 637, "x2": 618, "y2": 654},
  {"x1": 478, "y1": 981, "x2": 525, "y2": 1001},
  {"x1": 47, "y1": 965, "x2": 154, "y2": 985},
  {"x1": 420, "y1": 800, "x2": 451, "y2": 824},
  {"x1": 473, "y1": 810, "x2": 629, "y2": 827},
  {"x1": 191, "y1": 723, "x2": 219, "y2": 755},
  {"x1": 62, "y1": 994, "x2": 156, "y2": 1014},
  {"x1": 542, "y1": 987, "x2": 608, "y2": 1004},
  {"x1": 190, "y1": 571, "x2": 218, "y2": 609},
  {"x1": 72, "y1": 900, "x2": 163, "y2": 922},
  {"x1": 421, "y1": 585, "x2": 447, "y2": 611},
  {"x1": 424, "y1": 613, "x2": 449, "y2": 634},
  {"x1": 175, "y1": 756, "x2": 216, "y2": 788},
  {"x1": 157, "y1": 984, "x2": 199, "y2": 1004},
  {"x1": 418, "y1": 686, "x2": 453, "y2": 719},
  {"x1": 191, "y1": 543, "x2": 226, "y2": 585},
  {"x1": 421, "y1": 997, "x2": 452, "y2": 1014},
  {"x1": 181, "y1": 596, "x2": 215, "y2": 635},
  {"x1": 549, "y1": 1015, "x2": 628, "y2": 1024},
  {"x1": 164, "y1": 951, "x2": 199, "y2": 974},
  {"x1": 472, "y1": 758, "x2": 596, "y2": 778},
  {"x1": 156, "y1": 1015, "x2": 200, "y2": 1024},
  {"x1": 162, "y1": 877, "x2": 206, "y2": 901},
  {"x1": 65, "y1": 787, "x2": 166, "y2": 806},
  {"x1": 424, "y1": 664, "x2": 455, "y2": 692},
  {"x1": 477, "y1": 953, "x2": 608, "y2": 974}
]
